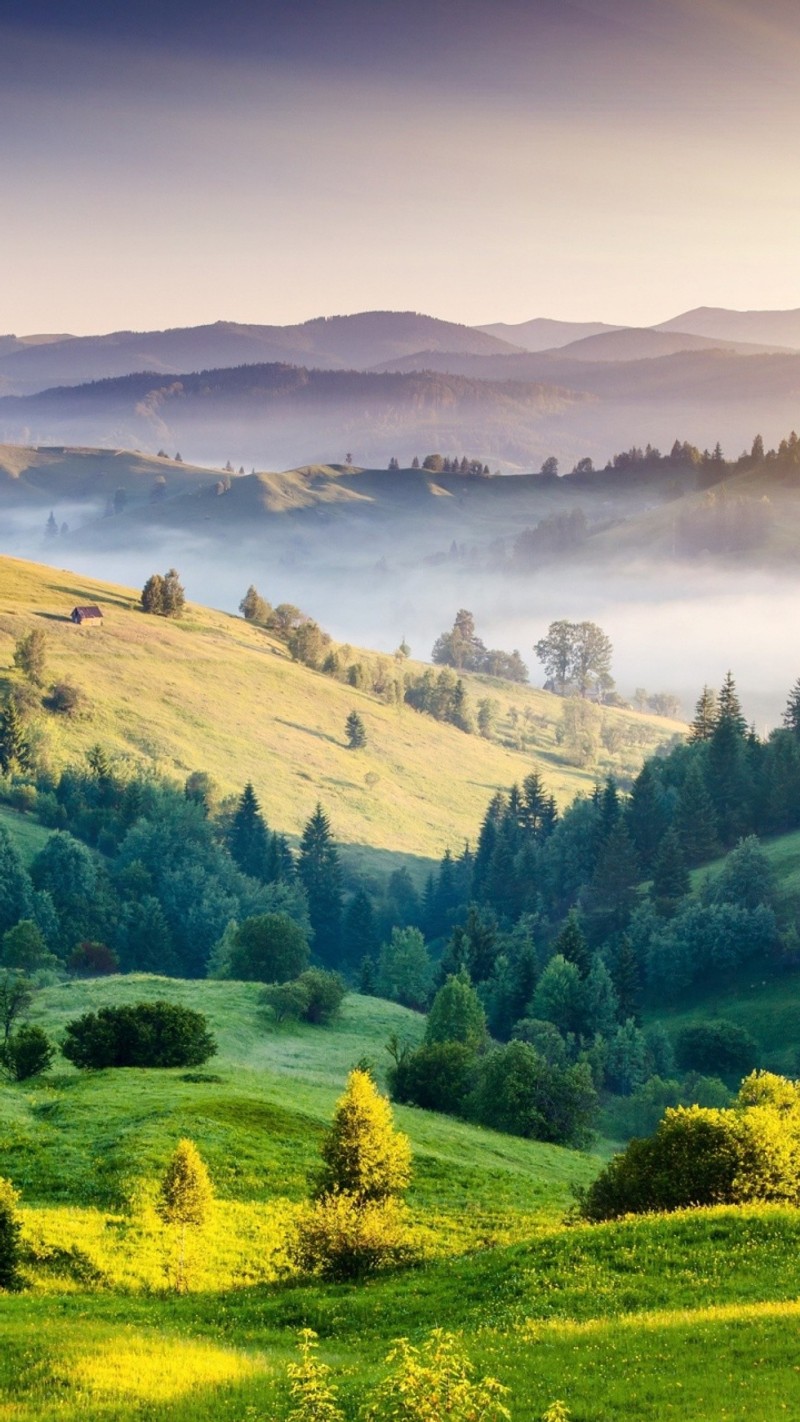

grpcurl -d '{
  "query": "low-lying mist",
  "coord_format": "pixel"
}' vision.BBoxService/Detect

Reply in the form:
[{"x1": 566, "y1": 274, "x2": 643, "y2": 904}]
[{"x1": 21, "y1": 519, "x2": 800, "y2": 733}]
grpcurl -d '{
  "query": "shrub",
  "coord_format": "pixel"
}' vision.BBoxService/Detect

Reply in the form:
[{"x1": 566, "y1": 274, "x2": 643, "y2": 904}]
[
  {"x1": 2, "y1": 1024, "x2": 54, "y2": 1081},
  {"x1": 0, "y1": 1176, "x2": 22, "y2": 1290},
  {"x1": 674, "y1": 1020, "x2": 758, "y2": 1081},
  {"x1": 293, "y1": 1192, "x2": 416, "y2": 1282},
  {"x1": 390, "y1": 1041, "x2": 476, "y2": 1115},
  {"x1": 295, "y1": 968, "x2": 346, "y2": 1024},
  {"x1": 580, "y1": 1096, "x2": 800, "y2": 1220},
  {"x1": 44, "y1": 681, "x2": 86, "y2": 716},
  {"x1": 67, "y1": 940, "x2": 120, "y2": 977},
  {"x1": 262, "y1": 980, "x2": 311, "y2": 1023},
  {"x1": 470, "y1": 1042, "x2": 597, "y2": 1147},
  {"x1": 61, "y1": 1000, "x2": 217, "y2": 1069},
  {"x1": 286, "y1": 1329, "x2": 344, "y2": 1422},
  {"x1": 364, "y1": 1328, "x2": 510, "y2": 1422}
]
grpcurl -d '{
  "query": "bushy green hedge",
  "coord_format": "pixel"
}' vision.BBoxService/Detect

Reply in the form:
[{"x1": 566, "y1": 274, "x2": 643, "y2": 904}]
[
  {"x1": 580, "y1": 1073, "x2": 800, "y2": 1220},
  {"x1": 61, "y1": 1000, "x2": 217, "y2": 1069}
]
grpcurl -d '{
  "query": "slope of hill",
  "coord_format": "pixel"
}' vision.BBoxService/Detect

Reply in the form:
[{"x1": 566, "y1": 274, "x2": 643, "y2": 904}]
[
  {"x1": 0, "y1": 557, "x2": 682, "y2": 875},
  {"x1": 0, "y1": 313, "x2": 523, "y2": 396},
  {"x1": 657, "y1": 305, "x2": 800, "y2": 349},
  {"x1": 3, "y1": 974, "x2": 800, "y2": 1420},
  {"x1": 0, "y1": 444, "x2": 216, "y2": 506}
]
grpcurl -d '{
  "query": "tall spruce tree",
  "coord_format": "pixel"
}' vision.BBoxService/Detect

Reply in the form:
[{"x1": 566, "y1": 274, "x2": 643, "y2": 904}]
[
  {"x1": 0, "y1": 701, "x2": 31, "y2": 775},
  {"x1": 299, "y1": 803, "x2": 343, "y2": 965},
  {"x1": 343, "y1": 889, "x2": 378, "y2": 968},
  {"x1": 552, "y1": 909, "x2": 591, "y2": 977},
  {"x1": 626, "y1": 762, "x2": 669, "y2": 872},
  {"x1": 228, "y1": 783, "x2": 270, "y2": 880},
  {"x1": 650, "y1": 826, "x2": 690, "y2": 917},
  {"x1": 782, "y1": 678, "x2": 800, "y2": 738},
  {"x1": 690, "y1": 686, "x2": 718, "y2": 742},
  {"x1": 583, "y1": 820, "x2": 640, "y2": 943},
  {"x1": 675, "y1": 759, "x2": 720, "y2": 865},
  {"x1": 717, "y1": 670, "x2": 747, "y2": 734}
]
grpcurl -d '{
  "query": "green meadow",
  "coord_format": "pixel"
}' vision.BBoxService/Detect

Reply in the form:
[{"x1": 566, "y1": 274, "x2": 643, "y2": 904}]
[{"x1": 2, "y1": 977, "x2": 800, "y2": 1420}]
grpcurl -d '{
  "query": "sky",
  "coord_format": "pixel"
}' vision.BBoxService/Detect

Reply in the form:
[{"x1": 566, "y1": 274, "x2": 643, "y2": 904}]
[{"x1": 2, "y1": 0, "x2": 800, "y2": 334}]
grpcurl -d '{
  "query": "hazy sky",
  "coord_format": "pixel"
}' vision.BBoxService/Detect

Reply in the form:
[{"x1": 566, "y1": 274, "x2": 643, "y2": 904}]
[{"x1": 3, "y1": 0, "x2": 800, "y2": 334}]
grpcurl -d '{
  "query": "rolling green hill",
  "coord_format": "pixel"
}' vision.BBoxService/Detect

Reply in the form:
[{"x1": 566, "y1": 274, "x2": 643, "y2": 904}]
[
  {"x1": 3, "y1": 976, "x2": 800, "y2": 1420},
  {"x1": 0, "y1": 556, "x2": 682, "y2": 877}
]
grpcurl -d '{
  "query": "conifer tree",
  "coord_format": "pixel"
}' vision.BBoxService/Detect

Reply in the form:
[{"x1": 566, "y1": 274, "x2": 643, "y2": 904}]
[
  {"x1": 162, "y1": 568, "x2": 186, "y2": 618},
  {"x1": 228, "y1": 782, "x2": 270, "y2": 880},
  {"x1": 583, "y1": 956, "x2": 619, "y2": 1037},
  {"x1": 0, "y1": 701, "x2": 32, "y2": 775},
  {"x1": 783, "y1": 678, "x2": 800, "y2": 738},
  {"x1": 583, "y1": 821, "x2": 640, "y2": 942},
  {"x1": 650, "y1": 826, "x2": 690, "y2": 916},
  {"x1": 140, "y1": 572, "x2": 166, "y2": 614},
  {"x1": 344, "y1": 889, "x2": 379, "y2": 967},
  {"x1": 316, "y1": 1069, "x2": 411, "y2": 1203},
  {"x1": 707, "y1": 712, "x2": 750, "y2": 844},
  {"x1": 626, "y1": 762, "x2": 668, "y2": 872},
  {"x1": 425, "y1": 970, "x2": 487, "y2": 1049},
  {"x1": 690, "y1": 686, "x2": 718, "y2": 742},
  {"x1": 607, "y1": 936, "x2": 641, "y2": 1022},
  {"x1": 675, "y1": 760, "x2": 720, "y2": 865},
  {"x1": 12, "y1": 629, "x2": 47, "y2": 686},
  {"x1": 0, "y1": 827, "x2": 31, "y2": 938},
  {"x1": 299, "y1": 804, "x2": 343, "y2": 964},
  {"x1": 552, "y1": 909, "x2": 591, "y2": 977},
  {"x1": 156, "y1": 1138, "x2": 214, "y2": 1291},
  {"x1": 717, "y1": 670, "x2": 747, "y2": 734},
  {"x1": 345, "y1": 710, "x2": 367, "y2": 748}
]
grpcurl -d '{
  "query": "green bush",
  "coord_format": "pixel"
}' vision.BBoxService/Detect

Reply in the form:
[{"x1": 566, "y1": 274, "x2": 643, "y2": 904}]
[
  {"x1": 674, "y1": 1020, "x2": 758, "y2": 1081},
  {"x1": 295, "y1": 968, "x2": 346, "y2": 1024},
  {"x1": 580, "y1": 1091, "x2": 800, "y2": 1220},
  {"x1": 2, "y1": 1023, "x2": 54, "y2": 1081},
  {"x1": 390, "y1": 1041, "x2": 476, "y2": 1115},
  {"x1": 61, "y1": 1000, "x2": 217, "y2": 1069},
  {"x1": 0, "y1": 1176, "x2": 22, "y2": 1291}
]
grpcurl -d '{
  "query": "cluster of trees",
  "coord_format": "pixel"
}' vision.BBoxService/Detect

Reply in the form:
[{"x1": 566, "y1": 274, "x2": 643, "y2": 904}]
[
  {"x1": 534, "y1": 620, "x2": 614, "y2": 701},
  {"x1": 568, "y1": 428, "x2": 800, "y2": 480},
  {"x1": 431, "y1": 610, "x2": 529, "y2": 683},
  {"x1": 140, "y1": 568, "x2": 186, "y2": 618},
  {"x1": 398, "y1": 454, "x2": 491, "y2": 477},
  {"x1": 512, "y1": 510, "x2": 589, "y2": 569}
]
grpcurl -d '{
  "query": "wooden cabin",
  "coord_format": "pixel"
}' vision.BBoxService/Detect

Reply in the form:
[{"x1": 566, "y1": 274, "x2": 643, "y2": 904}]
[{"x1": 70, "y1": 605, "x2": 103, "y2": 625}]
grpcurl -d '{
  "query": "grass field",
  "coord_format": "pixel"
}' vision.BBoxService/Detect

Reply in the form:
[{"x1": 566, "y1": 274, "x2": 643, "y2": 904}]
[
  {"x1": 0, "y1": 555, "x2": 682, "y2": 881},
  {"x1": 2, "y1": 977, "x2": 800, "y2": 1419}
]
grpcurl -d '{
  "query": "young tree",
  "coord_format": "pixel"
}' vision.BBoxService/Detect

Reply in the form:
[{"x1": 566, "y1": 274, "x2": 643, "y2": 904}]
[
  {"x1": 345, "y1": 710, "x2": 367, "y2": 748},
  {"x1": 239, "y1": 585, "x2": 272, "y2": 625},
  {"x1": 156, "y1": 1138, "x2": 214, "y2": 1291},
  {"x1": 426, "y1": 970, "x2": 487, "y2": 1049},
  {"x1": 316, "y1": 1068, "x2": 411, "y2": 1203},
  {"x1": 286, "y1": 1329, "x2": 344, "y2": 1422},
  {"x1": 365, "y1": 1329, "x2": 510, "y2": 1422},
  {"x1": 12, "y1": 629, "x2": 47, "y2": 686}
]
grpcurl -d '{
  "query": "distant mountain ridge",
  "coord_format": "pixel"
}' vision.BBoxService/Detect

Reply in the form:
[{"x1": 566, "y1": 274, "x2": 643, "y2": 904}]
[{"x1": 0, "y1": 312, "x2": 523, "y2": 396}]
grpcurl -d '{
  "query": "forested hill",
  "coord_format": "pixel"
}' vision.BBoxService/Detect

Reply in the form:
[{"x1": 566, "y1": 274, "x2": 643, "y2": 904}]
[{"x1": 0, "y1": 557, "x2": 681, "y2": 870}]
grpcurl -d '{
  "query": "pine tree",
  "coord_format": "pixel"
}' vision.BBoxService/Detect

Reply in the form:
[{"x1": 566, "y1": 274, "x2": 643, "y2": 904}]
[
  {"x1": 45, "y1": 511, "x2": 58, "y2": 538},
  {"x1": 316, "y1": 1069, "x2": 411, "y2": 1203},
  {"x1": 611, "y1": 932, "x2": 642, "y2": 1023},
  {"x1": 228, "y1": 782, "x2": 270, "y2": 880},
  {"x1": 299, "y1": 804, "x2": 343, "y2": 965},
  {"x1": 717, "y1": 670, "x2": 747, "y2": 734},
  {"x1": 358, "y1": 953, "x2": 377, "y2": 995},
  {"x1": 626, "y1": 762, "x2": 668, "y2": 872},
  {"x1": 583, "y1": 821, "x2": 640, "y2": 942},
  {"x1": 239, "y1": 584, "x2": 271, "y2": 625},
  {"x1": 783, "y1": 678, "x2": 800, "y2": 737},
  {"x1": 552, "y1": 909, "x2": 591, "y2": 977},
  {"x1": 690, "y1": 686, "x2": 718, "y2": 742},
  {"x1": 0, "y1": 701, "x2": 31, "y2": 775},
  {"x1": 0, "y1": 826, "x2": 31, "y2": 937},
  {"x1": 707, "y1": 713, "x2": 750, "y2": 844},
  {"x1": 345, "y1": 710, "x2": 367, "y2": 748},
  {"x1": 675, "y1": 759, "x2": 719, "y2": 865},
  {"x1": 156, "y1": 1138, "x2": 214, "y2": 1291},
  {"x1": 344, "y1": 889, "x2": 378, "y2": 967},
  {"x1": 650, "y1": 826, "x2": 690, "y2": 916},
  {"x1": 140, "y1": 573, "x2": 166, "y2": 615},
  {"x1": 162, "y1": 568, "x2": 186, "y2": 618},
  {"x1": 583, "y1": 956, "x2": 619, "y2": 1037},
  {"x1": 426, "y1": 970, "x2": 487, "y2": 1049}
]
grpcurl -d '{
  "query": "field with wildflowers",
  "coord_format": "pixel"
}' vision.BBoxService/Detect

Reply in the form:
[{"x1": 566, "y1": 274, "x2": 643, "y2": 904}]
[{"x1": 2, "y1": 978, "x2": 800, "y2": 1420}]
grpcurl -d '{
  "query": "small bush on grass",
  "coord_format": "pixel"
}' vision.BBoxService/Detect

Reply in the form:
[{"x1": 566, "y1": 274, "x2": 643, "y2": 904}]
[
  {"x1": 293, "y1": 1192, "x2": 417, "y2": 1281},
  {"x1": 286, "y1": 1329, "x2": 344, "y2": 1422},
  {"x1": 62, "y1": 1000, "x2": 217, "y2": 1069},
  {"x1": 364, "y1": 1328, "x2": 510, "y2": 1422},
  {"x1": 2, "y1": 1023, "x2": 54, "y2": 1080}
]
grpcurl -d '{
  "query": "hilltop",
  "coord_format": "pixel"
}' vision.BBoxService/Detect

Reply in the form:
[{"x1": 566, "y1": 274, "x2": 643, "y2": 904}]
[{"x1": 0, "y1": 557, "x2": 682, "y2": 876}]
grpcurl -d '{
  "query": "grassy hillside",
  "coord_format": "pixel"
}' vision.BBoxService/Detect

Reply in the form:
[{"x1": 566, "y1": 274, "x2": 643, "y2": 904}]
[
  {"x1": 0, "y1": 556, "x2": 681, "y2": 877},
  {"x1": 2, "y1": 976, "x2": 800, "y2": 1420},
  {"x1": 0, "y1": 444, "x2": 215, "y2": 506}
]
